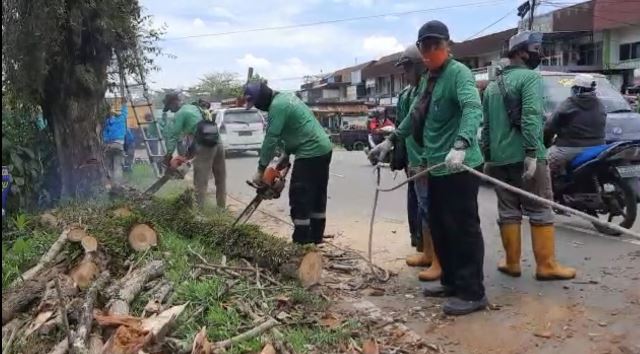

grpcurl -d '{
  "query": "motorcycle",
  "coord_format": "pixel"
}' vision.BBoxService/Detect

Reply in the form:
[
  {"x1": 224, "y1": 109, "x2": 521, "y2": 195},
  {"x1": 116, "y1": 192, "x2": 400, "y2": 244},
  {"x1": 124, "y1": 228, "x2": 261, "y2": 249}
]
[{"x1": 552, "y1": 140, "x2": 640, "y2": 235}]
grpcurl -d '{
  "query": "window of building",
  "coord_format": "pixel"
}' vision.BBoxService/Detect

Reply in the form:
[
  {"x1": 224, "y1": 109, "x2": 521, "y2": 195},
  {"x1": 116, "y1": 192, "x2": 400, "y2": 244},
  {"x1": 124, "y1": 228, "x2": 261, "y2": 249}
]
[
  {"x1": 619, "y1": 41, "x2": 640, "y2": 61},
  {"x1": 578, "y1": 42, "x2": 602, "y2": 65}
]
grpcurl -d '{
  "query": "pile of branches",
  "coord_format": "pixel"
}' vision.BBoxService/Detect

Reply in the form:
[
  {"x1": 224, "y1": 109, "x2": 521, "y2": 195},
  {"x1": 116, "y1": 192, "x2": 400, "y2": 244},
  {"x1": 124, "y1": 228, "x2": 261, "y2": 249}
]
[{"x1": 1, "y1": 191, "x2": 324, "y2": 354}]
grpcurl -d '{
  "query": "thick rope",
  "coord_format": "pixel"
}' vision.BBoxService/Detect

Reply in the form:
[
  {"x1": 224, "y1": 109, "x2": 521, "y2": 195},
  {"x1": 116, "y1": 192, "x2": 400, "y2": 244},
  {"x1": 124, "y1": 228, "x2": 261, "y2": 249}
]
[{"x1": 375, "y1": 163, "x2": 640, "y2": 240}]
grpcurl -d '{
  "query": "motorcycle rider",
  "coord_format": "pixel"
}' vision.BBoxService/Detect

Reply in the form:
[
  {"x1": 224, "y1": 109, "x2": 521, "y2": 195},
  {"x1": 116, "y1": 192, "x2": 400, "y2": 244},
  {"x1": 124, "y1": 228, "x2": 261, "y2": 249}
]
[
  {"x1": 370, "y1": 21, "x2": 486, "y2": 315},
  {"x1": 545, "y1": 74, "x2": 606, "y2": 180},
  {"x1": 481, "y1": 31, "x2": 576, "y2": 280},
  {"x1": 244, "y1": 82, "x2": 333, "y2": 245},
  {"x1": 395, "y1": 45, "x2": 441, "y2": 281}
]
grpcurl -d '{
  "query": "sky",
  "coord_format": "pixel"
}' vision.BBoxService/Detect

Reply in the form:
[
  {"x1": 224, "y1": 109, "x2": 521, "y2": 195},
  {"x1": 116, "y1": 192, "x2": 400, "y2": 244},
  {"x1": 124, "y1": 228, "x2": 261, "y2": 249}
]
[{"x1": 141, "y1": 0, "x2": 582, "y2": 91}]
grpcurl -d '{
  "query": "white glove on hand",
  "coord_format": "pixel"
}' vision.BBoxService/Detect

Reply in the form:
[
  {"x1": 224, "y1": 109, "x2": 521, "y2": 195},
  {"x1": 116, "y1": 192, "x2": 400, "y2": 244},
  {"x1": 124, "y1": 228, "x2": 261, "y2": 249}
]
[
  {"x1": 252, "y1": 170, "x2": 264, "y2": 185},
  {"x1": 369, "y1": 139, "x2": 393, "y2": 161},
  {"x1": 522, "y1": 157, "x2": 537, "y2": 180},
  {"x1": 445, "y1": 148, "x2": 466, "y2": 171}
]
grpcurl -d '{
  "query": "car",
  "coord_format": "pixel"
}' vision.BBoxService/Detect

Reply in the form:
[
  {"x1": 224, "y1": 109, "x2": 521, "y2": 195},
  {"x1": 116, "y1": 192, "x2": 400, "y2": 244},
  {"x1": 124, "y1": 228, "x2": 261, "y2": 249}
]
[
  {"x1": 215, "y1": 108, "x2": 266, "y2": 154},
  {"x1": 540, "y1": 72, "x2": 640, "y2": 143}
]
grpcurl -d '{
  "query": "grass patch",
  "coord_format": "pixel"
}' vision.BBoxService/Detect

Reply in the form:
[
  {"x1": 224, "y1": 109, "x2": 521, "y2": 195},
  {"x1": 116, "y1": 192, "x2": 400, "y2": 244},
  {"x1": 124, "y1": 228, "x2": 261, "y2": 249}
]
[{"x1": 2, "y1": 229, "x2": 58, "y2": 289}]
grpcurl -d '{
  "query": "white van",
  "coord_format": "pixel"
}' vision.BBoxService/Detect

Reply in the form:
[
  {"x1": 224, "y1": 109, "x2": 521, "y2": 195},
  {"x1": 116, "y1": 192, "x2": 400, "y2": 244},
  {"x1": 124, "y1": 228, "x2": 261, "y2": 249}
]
[{"x1": 215, "y1": 108, "x2": 265, "y2": 154}]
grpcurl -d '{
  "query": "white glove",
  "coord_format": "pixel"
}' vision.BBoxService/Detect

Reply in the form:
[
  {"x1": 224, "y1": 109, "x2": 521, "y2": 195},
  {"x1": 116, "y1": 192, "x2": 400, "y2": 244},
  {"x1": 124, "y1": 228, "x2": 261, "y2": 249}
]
[
  {"x1": 252, "y1": 170, "x2": 264, "y2": 185},
  {"x1": 369, "y1": 139, "x2": 393, "y2": 161},
  {"x1": 523, "y1": 157, "x2": 537, "y2": 180},
  {"x1": 445, "y1": 148, "x2": 466, "y2": 171}
]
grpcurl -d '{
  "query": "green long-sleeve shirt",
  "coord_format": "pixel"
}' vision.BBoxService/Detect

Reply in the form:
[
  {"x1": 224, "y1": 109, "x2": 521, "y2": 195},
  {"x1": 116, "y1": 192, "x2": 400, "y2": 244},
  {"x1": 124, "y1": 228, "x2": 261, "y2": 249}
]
[
  {"x1": 164, "y1": 104, "x2": 203, "y2": 154},
  {"x1": 396, "y1": 81, "x2": 426, "y2": 167},
  {"x1": 481, "y1": 65, "x2": 547, "y2": 166},
  {"x1": 259, "y1": 92, "x2": 332, "y2": 169},
  {"x1": 395, "y1": 59, "x2": 484, "y2": 176}
]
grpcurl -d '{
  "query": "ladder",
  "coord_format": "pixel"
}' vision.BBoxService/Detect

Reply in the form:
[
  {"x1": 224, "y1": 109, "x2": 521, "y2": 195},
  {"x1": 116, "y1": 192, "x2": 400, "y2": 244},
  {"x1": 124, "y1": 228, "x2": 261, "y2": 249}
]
[{"x1": 113, "y1": 48, "x2": 167, "y2": 177}]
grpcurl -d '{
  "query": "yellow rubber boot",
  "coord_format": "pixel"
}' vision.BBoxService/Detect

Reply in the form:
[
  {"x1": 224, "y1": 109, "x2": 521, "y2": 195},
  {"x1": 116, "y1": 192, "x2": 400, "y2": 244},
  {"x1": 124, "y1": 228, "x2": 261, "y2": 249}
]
[
  {"x1": 406, "y1": 226, "x2": 432, "y2": 267},
  {"x1": 417, "y1": 228, "x2": 441, "y2": 281},
  {"x1": 531, "y1": 224, "x2": 576, "y2": 280},
  {"x1": 497, "y1": 223, "x2": 522, "y2": 277}
]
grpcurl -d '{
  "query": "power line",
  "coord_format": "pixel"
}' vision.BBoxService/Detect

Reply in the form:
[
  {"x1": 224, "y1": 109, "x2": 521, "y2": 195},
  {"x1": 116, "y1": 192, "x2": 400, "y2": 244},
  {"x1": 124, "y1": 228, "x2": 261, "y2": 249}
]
[
  {"x1": 464, "y1": 7, "x2": 518, "y2": 41},
  {"x1": 162, "y1": 0, "x2": 510, "y2": 40}
]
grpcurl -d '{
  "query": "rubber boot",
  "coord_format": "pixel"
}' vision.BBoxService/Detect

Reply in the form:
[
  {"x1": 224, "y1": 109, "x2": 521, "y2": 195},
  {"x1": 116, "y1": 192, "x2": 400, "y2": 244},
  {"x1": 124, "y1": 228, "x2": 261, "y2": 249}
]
[
  {"x1": 406, "y1": 226, "x2": 432, "y2": 267},
  {"x1": 531, "y1": 224, "x2": 576, "y2": 280},
  {"x1": 497, "y1": 223, "x2": 522, "y2": 277},
  {"x1": 418, "y1": 230, "x2": 441, "y2": 281}
]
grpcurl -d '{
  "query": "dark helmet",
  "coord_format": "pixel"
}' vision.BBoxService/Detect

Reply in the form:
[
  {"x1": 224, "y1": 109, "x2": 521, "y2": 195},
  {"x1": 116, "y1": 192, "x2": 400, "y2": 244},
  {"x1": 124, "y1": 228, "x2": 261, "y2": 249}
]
[{"x1": 243, "y1": 82, "x2": 273, "y2": 111}]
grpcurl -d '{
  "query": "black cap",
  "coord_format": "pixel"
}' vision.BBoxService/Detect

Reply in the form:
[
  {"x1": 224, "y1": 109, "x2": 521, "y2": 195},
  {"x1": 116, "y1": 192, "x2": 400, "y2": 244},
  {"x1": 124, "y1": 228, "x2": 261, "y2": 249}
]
[{"x1": 417, "y1": 20, "x2": 450, "y2": 42}]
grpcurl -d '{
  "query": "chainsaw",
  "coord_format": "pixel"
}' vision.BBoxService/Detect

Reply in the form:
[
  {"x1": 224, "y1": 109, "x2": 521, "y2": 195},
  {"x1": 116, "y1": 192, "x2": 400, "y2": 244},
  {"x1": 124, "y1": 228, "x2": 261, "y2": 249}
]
[
  {"x1": 144, "y1": 156, "x2": 191, "y2": 195},
  {"x1": 232, "y1": 154, "x2": 291, "y2": 227}
]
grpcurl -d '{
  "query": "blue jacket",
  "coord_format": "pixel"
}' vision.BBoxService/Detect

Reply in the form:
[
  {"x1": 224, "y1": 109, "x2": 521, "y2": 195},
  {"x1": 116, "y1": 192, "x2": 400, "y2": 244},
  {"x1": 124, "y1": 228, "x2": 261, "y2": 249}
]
[{"x1": 102, "y1": 104, "x2": 128, "y2": 143}]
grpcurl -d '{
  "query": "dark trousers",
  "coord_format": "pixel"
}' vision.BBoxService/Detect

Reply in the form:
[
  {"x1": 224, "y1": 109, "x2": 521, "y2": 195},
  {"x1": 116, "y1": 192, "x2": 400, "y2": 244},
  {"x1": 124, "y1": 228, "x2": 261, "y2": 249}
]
[
  {"x1": 428, "y1": 171, "x2": 485, "y2": 301},
  {"x1": 289, "y1": 152, "x2": 332, "y2": 244},
  {"x1": 406, "y1": 179, "x2": 421, "y2": 247}
]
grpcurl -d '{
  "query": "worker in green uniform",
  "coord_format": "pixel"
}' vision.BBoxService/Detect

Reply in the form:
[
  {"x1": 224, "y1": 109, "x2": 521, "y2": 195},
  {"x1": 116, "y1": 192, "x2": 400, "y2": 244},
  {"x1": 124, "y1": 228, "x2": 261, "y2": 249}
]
[
  {"x1": 163, "y1": 93, "x2": 227, "y2": 208},
  {"x1": 370, "y1": 21, "x2": 486, "y2": 315},
  {"x1": 395, "y1": 45, "x2": 441, "y2": 282},
  {"x1": 481, "y1": 31, "x2": 576, "y2": 280},
  {"x1": 244, "y1": 82, "x2": 333, "y2": 245}
]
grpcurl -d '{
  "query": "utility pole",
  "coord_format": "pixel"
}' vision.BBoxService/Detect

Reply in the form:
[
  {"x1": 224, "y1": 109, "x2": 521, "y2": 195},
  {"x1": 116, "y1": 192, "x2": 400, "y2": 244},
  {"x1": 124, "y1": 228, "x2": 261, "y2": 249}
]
[{"x1": 528, "y1": 0, "x2": 537, "y2": 30}]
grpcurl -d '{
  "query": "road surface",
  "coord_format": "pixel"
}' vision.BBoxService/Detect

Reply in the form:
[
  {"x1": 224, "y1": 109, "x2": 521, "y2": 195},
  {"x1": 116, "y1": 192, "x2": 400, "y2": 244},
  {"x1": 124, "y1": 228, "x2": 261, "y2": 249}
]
[{"x1": 222, "y1": 150, "x2": 639, "y2": 354}]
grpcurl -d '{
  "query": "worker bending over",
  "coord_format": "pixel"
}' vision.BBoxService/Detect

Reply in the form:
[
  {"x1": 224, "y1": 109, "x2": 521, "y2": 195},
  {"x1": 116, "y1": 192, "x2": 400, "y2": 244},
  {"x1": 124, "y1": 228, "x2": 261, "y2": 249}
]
[
  {"x1": 244, "y1": 82, "x2": 333, "y2": 245},
  {"x1": 163, "y1": 93, "x2": 227, "y2": 208}
]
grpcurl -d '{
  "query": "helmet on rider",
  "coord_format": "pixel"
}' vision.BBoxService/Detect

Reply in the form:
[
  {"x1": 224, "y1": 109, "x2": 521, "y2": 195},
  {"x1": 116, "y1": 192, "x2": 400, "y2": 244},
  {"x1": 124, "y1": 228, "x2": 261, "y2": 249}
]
[
  {"x1": 572, "y1": 74, "x2": 596, "y2": 96},
  {"x1": 243, "y1": 82, "x2": 274, "y2": 111}
]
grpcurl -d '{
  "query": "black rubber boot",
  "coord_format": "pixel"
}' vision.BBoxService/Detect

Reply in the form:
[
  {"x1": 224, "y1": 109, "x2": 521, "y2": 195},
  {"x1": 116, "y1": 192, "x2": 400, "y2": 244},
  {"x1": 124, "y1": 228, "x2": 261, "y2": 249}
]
[
  {"x1": 292, "y1": 225, "x2": 313, "y2": 245},
  {"x1": 443, "y1": 296, "x2": 488, "y2": 316},
  {"x1": 422, "y1": 285, "x2": 456, "y2": 298},
  {"x1": 310, "y1": 218, "x2": 326, "y2": 244}
]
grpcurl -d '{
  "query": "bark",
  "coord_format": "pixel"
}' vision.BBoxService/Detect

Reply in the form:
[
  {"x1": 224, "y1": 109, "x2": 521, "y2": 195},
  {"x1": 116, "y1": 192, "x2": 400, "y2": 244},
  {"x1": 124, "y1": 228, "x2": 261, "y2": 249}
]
[
  {"x1": 12, "y1": 229, "x2": 68, "y2": 288},
  {"x1": 69, "y1": 272, "x2": 110, "y2": 354},
  {"x1": 106, "y1": 260, "x2": 165, "y2": 316},
  {"x1": 2, "y1": 278, "x2": 47, "y2": 325},
  {"x1": 214, "y1": 318, "x2": 280, "y2": 349}
]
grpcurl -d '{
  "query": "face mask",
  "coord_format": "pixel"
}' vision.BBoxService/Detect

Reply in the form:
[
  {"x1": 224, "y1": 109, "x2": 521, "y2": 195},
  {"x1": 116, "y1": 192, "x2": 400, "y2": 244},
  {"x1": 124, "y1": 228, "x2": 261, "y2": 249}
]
[
  {"x1": 422, "y1": 48, "x2": 448, "y2": 70},
  {"x1": 524, "y1": 51, "x2": 541, "y2": 70}
]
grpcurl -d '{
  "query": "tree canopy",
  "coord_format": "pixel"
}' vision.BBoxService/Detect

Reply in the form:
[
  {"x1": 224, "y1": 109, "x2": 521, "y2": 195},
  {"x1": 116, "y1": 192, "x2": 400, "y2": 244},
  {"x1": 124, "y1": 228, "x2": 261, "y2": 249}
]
[{"x1": 188, "y1": 72, "x2": 268, "y2": 102}]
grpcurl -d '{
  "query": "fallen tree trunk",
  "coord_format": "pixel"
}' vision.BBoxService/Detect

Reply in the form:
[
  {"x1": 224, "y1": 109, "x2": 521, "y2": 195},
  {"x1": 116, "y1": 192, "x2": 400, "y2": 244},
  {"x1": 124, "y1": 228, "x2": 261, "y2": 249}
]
[
  {"x1": 3, "y1": 277, "x2": 48, "y2": 325},
  {"x1": 11, "y1": 229, "x2": 68, "y2": 287},
  {"x1": 69, "y1": 272, "x2": 110, "y2": 354},
  {"x1": 106, "y1": 260, "x2": 165, "y2": 316}
]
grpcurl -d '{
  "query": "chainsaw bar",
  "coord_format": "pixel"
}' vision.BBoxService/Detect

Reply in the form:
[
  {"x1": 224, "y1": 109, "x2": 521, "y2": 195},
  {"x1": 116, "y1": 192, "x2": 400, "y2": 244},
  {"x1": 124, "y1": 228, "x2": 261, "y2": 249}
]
[{"x1": 232, "y1": 194, "x2": 263, "y2": 227}]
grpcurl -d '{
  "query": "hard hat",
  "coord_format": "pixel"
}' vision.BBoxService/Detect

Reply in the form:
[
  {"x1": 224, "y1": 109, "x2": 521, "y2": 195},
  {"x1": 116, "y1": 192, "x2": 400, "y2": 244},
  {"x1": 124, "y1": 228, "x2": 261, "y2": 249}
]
[
  {"x1": 574, "y1": 74, "x2": 596, "y2": 89},
  {"x1": 508, "y1": 30, "x2": 543, "y2": 53},
  {"x1": 396, "y1": 45, "x2": 422, "y2": 67}
]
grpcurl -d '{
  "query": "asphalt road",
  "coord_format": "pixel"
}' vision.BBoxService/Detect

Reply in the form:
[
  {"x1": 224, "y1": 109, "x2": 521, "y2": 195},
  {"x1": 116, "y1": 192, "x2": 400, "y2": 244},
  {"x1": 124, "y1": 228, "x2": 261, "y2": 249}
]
[{"x1": 223, "y1": 150, "x2": 640, "y2": 352}]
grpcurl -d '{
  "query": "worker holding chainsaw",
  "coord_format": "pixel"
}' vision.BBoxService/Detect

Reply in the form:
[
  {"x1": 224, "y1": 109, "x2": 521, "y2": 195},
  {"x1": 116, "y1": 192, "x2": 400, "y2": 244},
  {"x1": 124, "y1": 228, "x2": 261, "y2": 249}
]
[
  {"x1": 395, "y1": 45, "x2": 441, "y2": 282},
  {"x1": 370, "y1": 21, "x2": 487, "y2": 316},
  {"x1": 162, "y1": 93, "x2": 227, "y2": 208},
  {"x1": 244, "y1": 82, "x2": 333, "y2": 245},
  {"x1": 481, "y1": 31, "x2": 576, "y2": 280}
]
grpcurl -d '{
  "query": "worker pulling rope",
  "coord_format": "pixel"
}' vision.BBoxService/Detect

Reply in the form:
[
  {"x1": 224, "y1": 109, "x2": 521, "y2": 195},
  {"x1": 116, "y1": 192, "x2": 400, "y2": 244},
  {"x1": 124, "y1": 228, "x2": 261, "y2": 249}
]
[{"x1": 374, "y1": 163, "x2": 640, "y2": 240}]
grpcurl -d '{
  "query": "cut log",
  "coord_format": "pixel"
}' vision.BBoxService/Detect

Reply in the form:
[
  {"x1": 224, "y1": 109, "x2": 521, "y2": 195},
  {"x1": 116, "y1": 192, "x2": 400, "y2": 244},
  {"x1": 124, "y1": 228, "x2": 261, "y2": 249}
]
[
  {"x1": 40, "y1": 213, "x2": 59, "y2": 228},
  {"x1": 68, "y1": 226, "x2": 88, "y2": 243},
  {"x1": 88, "y1": 333, "x2": 103, "y2": 354},
  {"x1": 70, "y1": 261, "x2": 99, "y2": 290},
  {"x1": 214, "y1": 318, "x2": 279, "y2": 350},
  {"x1": 47, "y1": 339, "x2": 68, "y2": 354},
  {"x1": 106, "y1": 260, "x2": 165, "y2": 316},
  {"x1": 101, "y1": 325, "x2": 150, "y2": 354},
  {"x1": 80, "y1": 236, "x2": 98, "y2": 253},
  {"x1": 112, "y1": 207, "x2": 133, "y2": 218},
  {"x1": 68, "y1": 272, "x2": 109, "y2": 354},
  {"x1": 24, "y1": 310, "x2": 55, "y2": 337},
  {"x1": 260, "y1": 344, "x2": 277, "y2": 354},
  {"x1": 2, "y1": 277, "x2": 47, "y2": 325},
  {"x1": 297, "y1": 251, "x2": 323, "y2": 288},
  {"x1": 12, "y1": 229, "x2": 68, "y2": 287},
  {"x1": 140, "y1": 303, "x2": 188, "y2": 343},
  {"x1": 128, "y1": 224, "x2": 158, "y2": 252},
  {"x1": 191, "y1": 327, "x2": 213, "y2": 354},
  {"x1": 142, "y1": 281, "x2": 173, "y2": 316}
]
